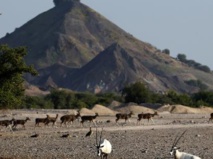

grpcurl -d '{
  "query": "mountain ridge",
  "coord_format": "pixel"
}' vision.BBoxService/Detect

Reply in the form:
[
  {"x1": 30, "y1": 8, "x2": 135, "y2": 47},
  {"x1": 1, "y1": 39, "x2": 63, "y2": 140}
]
[{"x1": 1, "y1": 0, "x2": 213, "y2": 94}]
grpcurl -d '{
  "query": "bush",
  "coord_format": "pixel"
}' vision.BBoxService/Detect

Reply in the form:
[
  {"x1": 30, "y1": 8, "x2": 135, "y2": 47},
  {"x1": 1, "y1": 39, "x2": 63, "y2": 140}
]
[
  {"x1": 22, "y1": 82, "x2": 213, "y2": 109},
  {"x1": 185, "y1": 80, "x2": 208, "y2": 91},
  {"x1": 162, "y1": 49, "x2": 170, "y2": 55},
  {"x1": 23, "y1": 96, "x2": 53, "y2": 109},
  {"x1": 122, "y1": 82, "x2": 152, "y2": 104}
]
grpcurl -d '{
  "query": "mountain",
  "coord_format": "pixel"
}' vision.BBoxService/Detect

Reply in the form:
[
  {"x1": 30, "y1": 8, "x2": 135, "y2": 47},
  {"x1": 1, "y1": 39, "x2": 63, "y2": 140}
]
[
  {"x1": 1, "y1": 0, "x2": 213, "y2": 94},
  {"x1": 63, "y1": 43, "x2": 159, "y2": 92},
  {"x1": 0, "y1": 0, "x2": 138, "y2": 69},
  {"x1": 63, "y1": 42, "x2": 213, "y2": 93}
]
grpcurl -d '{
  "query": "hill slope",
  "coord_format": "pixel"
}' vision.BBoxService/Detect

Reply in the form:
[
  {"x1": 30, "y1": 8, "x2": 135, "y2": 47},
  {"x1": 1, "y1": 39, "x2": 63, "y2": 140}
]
[
  {"x1": 1, "y1": 0, "x2": 213, "y2": 93},
  {"x1": 62, "y1": 42, "x2": 213, "y2": 93},
  {"x1": 0, "y1": 0, "x2": 139, "y2": 69}
]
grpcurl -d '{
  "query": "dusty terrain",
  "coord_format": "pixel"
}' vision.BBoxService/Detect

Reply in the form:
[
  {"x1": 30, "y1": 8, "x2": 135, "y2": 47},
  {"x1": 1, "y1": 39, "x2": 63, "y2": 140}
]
[{"x1": 0, "y1": 109, "x2": 213, "y2": 159}]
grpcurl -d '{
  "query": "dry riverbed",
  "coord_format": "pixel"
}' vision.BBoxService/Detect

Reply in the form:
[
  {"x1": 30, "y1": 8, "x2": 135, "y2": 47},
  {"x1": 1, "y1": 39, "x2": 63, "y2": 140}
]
[{"x1": 0, "y1": 111, "x2": 212, "y2": 159}]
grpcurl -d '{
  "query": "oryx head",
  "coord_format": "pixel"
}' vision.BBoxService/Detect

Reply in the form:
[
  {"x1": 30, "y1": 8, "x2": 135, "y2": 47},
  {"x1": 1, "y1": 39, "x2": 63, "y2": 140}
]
[{"x1": 170, "y1": 130, "x2": 187, "y2": 156}]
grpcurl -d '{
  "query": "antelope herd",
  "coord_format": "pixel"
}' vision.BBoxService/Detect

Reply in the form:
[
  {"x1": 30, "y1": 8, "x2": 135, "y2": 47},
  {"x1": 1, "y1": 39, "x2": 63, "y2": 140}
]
[
  {"x1": 0, "y1": 110, "x2": 212, "y2": 158},
  {"x1": 0, "y1": 110, "x2": 213, "y2": 129}
]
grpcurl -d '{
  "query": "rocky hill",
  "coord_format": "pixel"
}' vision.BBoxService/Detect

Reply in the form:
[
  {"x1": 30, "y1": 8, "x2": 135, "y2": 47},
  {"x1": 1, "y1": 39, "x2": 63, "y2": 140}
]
[{"x1": 1, "y1": 0, "x2": 213, "y2": 93}]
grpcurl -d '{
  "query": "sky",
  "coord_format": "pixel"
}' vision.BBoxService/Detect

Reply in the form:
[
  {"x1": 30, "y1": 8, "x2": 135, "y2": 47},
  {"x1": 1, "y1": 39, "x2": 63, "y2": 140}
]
[{"x1": 0, "y1": 0, "x2": 213, "y2": 69}]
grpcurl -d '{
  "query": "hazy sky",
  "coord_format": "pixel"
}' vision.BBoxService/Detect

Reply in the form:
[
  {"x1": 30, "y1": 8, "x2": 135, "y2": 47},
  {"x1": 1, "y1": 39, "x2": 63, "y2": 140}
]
[{"x1": 0, "y1": 0, "x2": 213, "y2": 69}]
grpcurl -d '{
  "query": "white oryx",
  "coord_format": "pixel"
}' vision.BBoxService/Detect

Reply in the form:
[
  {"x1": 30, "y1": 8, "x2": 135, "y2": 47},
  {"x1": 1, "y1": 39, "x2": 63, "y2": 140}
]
[
  {"x1": 96, "y1": 128, "x2": 112, "y2": 159},
  {"x1": 170, "y1": 130, "x2": 201, "y2": 159}
]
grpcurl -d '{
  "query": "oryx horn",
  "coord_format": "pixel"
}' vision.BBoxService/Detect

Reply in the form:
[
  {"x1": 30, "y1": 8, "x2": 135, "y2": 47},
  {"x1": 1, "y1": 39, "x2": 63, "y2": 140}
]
[{"x1": 172, "y1": 130, "x2": 187, "y2": 147}]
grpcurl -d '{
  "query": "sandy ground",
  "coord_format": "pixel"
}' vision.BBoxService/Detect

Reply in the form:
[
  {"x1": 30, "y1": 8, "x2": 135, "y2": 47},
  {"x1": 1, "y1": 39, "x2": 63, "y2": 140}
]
[{"x1": 0, "y1": 110, "x2": 213, "y2": 159}]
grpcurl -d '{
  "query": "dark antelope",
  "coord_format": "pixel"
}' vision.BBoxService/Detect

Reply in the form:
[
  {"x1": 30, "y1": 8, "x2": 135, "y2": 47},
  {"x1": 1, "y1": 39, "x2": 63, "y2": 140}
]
[
  {"x1": 45, "y1": 114, "x2": 59, "y2": 127},
  {"x1": 80, "y1": 113, "x2": 99, "y2": 126},
  {"x1": 115, "y1": 111, "x2": 133, "y2": 123},
  {"x1": 208, "y1": 112, "x2": 213, "y2": 123},
  {"x1": 35, "y1": 115, "x2": 49, "y2": 127},
  {"x1": 60, "y1": 111, "x2": 80, "y2": 127},
  {"x1": 0, "y1": 118, "x2": 15, "y2": 131},
  {"x1": 12, "y1": 117, "x2": 30, "y2": 129},
  {"x1": 137, "y1": 112, "x2": 158, "y2": 124}
]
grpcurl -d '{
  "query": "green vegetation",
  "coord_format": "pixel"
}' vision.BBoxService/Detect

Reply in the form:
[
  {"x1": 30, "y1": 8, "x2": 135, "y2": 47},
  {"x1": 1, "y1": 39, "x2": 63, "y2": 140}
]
[
  {"x1": 185, "y1": 79, "x2": 208, "y2": 91},
  {"x1": 20, "y1": 82, "x2": 213, "y2": 109},
  {"x1": 121, "y1": 82, "x2": 213, "y2": 107},
  {"x1": 162, "y1": 48, "x2": 170, "y2": 55},
  {"x1": 122, "y1": 82, "x2": 152, "y2": 104},
  {"x1": 192, "y1": 91, "x2": 213, "y2": 107},
  {"x1": 22, "y1": 90, "x2": 122, "y2": 109},
  {"x1": 0, "y1": 45, "x2": 38, "y2": 109},
  {"x1": 177, "y1": 53, "x2": 211, "y2": 73},
  {"x1": 2, "y1": 75, "x2": 213, "y2": 109}
]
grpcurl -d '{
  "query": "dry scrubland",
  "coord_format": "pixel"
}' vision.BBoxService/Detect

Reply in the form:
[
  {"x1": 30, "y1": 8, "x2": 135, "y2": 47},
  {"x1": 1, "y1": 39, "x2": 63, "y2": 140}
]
[{"x1": 0, "y1": 104, "x2": 213, "y2": 159}]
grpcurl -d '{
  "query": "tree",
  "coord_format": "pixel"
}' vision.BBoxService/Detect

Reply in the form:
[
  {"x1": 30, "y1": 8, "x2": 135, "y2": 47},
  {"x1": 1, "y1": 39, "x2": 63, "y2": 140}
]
[
  {"x1": 23, "y1": 96, "x2": 53, "y2": 109},
  {"x1": 177, "y1": 54, "x2": 187, "y2": 62},
  {"x1": 0, "y1": 45, "x2": 37, "y2": 109},
  {"x1": 197, "y1": 65, "x2": 211, "y2": 73},
  {"x1": 46, "y1": 90, "x2": 70, "y2": 109},
  {"x1": 185, "y1": 80, "x2": 208, "y2": 91},
  {"x1": 162, "y1": 49, "x2": 170, "y2": 55},
  {"x1": 122, "y1": 82, "x2": 152, "y2": 104},
  {"x1": 192, "y1": 91, "x2": 213, "y2": 106}
]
